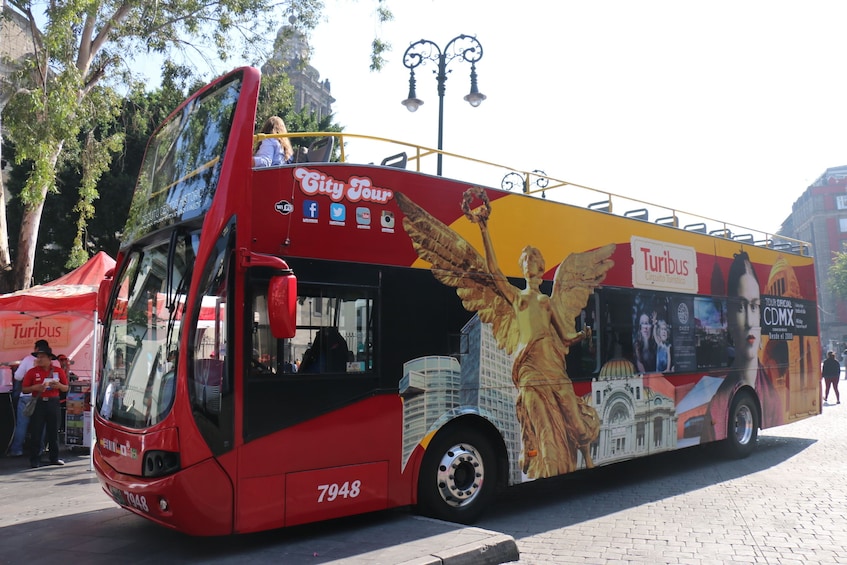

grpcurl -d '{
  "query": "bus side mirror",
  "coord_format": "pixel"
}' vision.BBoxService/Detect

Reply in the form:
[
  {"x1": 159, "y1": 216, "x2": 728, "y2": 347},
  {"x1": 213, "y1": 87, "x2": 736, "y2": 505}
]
[
  {"x1": 97, "y1": 268, "x2": 115, "y2": 323},
  {"x1": 268, "y1": 273, "x2": 297, "y2": 338}
]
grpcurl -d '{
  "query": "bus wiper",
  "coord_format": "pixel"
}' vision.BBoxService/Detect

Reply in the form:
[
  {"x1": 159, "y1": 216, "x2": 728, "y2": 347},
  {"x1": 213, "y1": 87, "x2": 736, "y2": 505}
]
[
  {"x1": 165, "y1": 257, "x2": 189, "y2": 355},
  {"x1": 165, "y1": 229, "x2": 179, "y2": 313}
]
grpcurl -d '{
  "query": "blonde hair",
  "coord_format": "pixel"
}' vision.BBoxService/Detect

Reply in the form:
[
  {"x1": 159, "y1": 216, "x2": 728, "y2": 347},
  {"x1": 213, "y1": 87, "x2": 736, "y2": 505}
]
[{"x1": 258, "y1": 116, "x2": 293, "y2": 161}]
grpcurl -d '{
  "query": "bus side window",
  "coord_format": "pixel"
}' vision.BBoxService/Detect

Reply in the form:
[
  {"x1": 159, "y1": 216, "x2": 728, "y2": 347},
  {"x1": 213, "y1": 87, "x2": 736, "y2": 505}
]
[
  {"x1": 291, "y1": 288, "x2": 373, "y2": 375},
  {"x1": 299, "y1": 327, "x2": 349, "y2": 373}
]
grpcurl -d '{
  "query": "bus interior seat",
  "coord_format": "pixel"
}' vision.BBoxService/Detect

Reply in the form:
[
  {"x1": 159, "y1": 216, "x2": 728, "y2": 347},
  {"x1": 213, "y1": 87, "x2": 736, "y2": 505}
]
[
  {"x1": 194, "y1": 358, "x2": 223, "y2": 413},
  {"x1": 306, "y1": 136, "x2": 334, "y2": 162},
  {"x1": 293, "y1": 146, "x2": 309, "y2": 163},
  {"x1": 655, "y1": 215, "x2": 678, "y2": 227},
  {"x1": 684, "y1": 222, "x2": 707, "y2": 233},
  {"x1": 299, "y1": 327, "x2": 349, "y2": 373},
  {"x1": 381, "y1": 152, "x2": 408, "y2": 169},
  {"x1": 588, "y1": 200, "x2": 611, "y2": 213},
  {"x1": 624, "y1": 208, "x2": 649, "y2": 221},
  {"x1": 733, "y1": 233, "x2": 754, "y2": 243},
  {"x1": 755, "y1": 239, "x2": 774, "y2": 248},
  {"x1": 709, "y1": 228, "x2": 732, "y2": 238},
  {"x1": 196, "y1": 358, "x2": 223, "y2": 386}
]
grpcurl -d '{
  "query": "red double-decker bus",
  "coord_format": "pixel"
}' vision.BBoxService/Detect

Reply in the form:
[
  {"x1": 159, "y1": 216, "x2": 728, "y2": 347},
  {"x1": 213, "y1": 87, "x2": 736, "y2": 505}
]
[{"x1": 93, "y1": 67, "x2": 821, "y2": 535}]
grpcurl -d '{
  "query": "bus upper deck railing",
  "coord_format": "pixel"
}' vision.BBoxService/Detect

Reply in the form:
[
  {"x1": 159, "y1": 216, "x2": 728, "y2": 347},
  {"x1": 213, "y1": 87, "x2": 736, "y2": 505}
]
[{"x1": 256, "y1": 131, "x2": 812, "y2": 256}]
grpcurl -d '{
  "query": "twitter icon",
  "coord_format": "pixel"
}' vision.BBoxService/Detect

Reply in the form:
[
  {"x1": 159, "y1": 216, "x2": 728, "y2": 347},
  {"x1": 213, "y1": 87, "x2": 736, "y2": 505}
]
[{"x1": 330, "y1": 203, "x2": 346, "y2": 222}]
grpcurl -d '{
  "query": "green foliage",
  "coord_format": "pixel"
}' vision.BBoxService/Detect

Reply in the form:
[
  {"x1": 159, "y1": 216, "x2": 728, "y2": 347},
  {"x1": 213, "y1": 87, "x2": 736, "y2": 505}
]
[
  {"x1": 371, "y1": 1, "x2": 393, "y2": 71},
  {"x1": 370, "y1": 38, "x2": 391, "y2": 72},
  {"x1": 1, "y1": 69, "x2": 193, "y2": 284},
  {"x1": 828, "y1": 248, "x2": 847, "y2": 301},
  {"x1": 256, "y1": 72, "x2": 296, "y2": 128}
]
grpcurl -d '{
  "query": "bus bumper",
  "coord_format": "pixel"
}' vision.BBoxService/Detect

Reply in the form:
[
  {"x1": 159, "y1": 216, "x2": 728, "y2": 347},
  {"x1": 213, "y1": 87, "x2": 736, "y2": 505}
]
[{"x1": 94, "y1": 445, "x2": 234, "y2": 536}]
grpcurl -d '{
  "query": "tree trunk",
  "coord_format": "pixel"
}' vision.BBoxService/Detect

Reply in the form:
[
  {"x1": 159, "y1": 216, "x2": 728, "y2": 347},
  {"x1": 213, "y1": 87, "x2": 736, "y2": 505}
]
[
  {"x1": 0, "y1": 95, "x2": 12, "y2": 293},
  {"x1": 0, "y1": 169, "x2": 12, "y2": 293},
  {"x1": 12, "y1": 143, "x2": 63, "y2": 290}
]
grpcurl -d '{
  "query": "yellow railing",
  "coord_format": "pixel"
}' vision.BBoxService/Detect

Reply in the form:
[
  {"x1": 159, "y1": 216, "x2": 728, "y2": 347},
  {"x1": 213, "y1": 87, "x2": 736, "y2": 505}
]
[{"x1": 256, "y1": 132, "x2": 812, "y2": 256}]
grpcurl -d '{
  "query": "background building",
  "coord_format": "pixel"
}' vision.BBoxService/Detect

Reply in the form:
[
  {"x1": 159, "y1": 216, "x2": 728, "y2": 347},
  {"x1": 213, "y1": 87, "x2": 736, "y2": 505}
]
[
  {"x1": 0, "y1": 3, "x2": 35, "y2": 104},
  {"x1": 1, "y1": 2, "x2": 37, "y2": 179},
  {"x1": 262, "y1": 24, "x2": 335, "y2": 118},
  {"x1": 779, "y1": 165, "x2": 847, "y2": 353}
]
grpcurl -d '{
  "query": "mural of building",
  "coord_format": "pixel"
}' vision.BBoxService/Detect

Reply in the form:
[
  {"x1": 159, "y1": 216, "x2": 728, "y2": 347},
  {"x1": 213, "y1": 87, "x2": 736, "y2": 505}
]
[
  {"x1": 399, "y1": 356, "x2": 462, "y2": 470},
  {"x1": 780, "y1": 165, "x2": 847, "y2": 352},
  {"x1": 675, "y1": 375, "x2": 722, "y2": 448},
  {"x1": 262, "y1": 24, "x2": 335, "y2": 119},
  {"x1": 458, "y1": 315, "x2": 521, "y2": 483},
  {"x1": 761, "y1": 257, "x2": 820, "y2": 421},
  {"x1": 590, "y1": 358, "x2": 677, "y2": 464},
  {"x1": 398, "y1": 316, "x2": 524, "y2": 481}
]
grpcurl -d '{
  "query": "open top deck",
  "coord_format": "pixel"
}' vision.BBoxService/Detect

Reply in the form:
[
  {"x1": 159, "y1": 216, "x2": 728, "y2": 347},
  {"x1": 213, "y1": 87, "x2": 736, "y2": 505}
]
[{"x1": 258, "y1": 131, "x2": 810, "y2": 256}]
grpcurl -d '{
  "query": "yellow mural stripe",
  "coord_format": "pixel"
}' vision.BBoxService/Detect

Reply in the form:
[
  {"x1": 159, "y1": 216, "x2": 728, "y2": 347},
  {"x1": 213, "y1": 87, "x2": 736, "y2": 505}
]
[{"x1": 409, "y1": 193, "x2": 812, "y2": 278}]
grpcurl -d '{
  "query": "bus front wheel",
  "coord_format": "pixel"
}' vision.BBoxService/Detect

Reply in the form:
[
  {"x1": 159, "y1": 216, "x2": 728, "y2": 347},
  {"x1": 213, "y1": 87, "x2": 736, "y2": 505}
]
[
  {"x1": 722, "y1": 392, "x2": 759, "y2": 459},
  {"x1": 417, "y1": 427, "x2": 497, "y2": 524}
]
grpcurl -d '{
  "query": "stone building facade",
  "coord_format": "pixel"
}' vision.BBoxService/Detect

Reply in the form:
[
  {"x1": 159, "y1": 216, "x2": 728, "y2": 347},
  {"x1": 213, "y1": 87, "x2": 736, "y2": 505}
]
[{"x1": 780, "y1": 165, "x2": 847, "y2": 352}]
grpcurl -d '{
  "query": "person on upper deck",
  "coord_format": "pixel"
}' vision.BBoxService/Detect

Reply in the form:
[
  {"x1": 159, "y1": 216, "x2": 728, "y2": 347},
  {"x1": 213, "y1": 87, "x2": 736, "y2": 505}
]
[{"x1": 253, "y1": 116, "x2": 294, "y2": 167}]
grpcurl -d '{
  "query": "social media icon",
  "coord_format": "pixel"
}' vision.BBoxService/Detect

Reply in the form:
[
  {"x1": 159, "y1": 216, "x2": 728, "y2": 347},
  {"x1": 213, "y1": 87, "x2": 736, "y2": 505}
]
[
  {"x1": 330, "y1": 203, "x2": 346, "y2": 222},
  {"x1": 356, "y1": 207, "x2": 371, "y2": 225},
  {"x1": 381, "y1": 211, "x2": 395, "y2": 229},
  {"x1": 275, "y1": 200, "x2": 293, "y2": 215},
  {"x1": 303, "y1": 200, "x2": 319, "y2": 219}
]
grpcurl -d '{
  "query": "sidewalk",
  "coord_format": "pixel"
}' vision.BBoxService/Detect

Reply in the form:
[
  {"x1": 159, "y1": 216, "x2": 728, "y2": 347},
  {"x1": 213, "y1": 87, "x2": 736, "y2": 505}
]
[{"x1": 0, "y1": 447, "x2": 518, "y2": 565}]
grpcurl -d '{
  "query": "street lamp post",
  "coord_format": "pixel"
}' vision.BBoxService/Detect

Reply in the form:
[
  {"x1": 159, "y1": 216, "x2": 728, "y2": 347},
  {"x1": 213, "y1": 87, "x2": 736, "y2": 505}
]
[{"x1": 401, "y1": 35, "x2": 486, "y2": 176}]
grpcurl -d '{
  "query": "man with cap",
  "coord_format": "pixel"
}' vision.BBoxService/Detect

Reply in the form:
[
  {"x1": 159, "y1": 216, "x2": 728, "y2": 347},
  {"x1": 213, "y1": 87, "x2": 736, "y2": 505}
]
[
  {"x1": 7, "y1": 339, "x2": 57, "y2": 457},
  {"x1": 22, "y1": 343, "x2": 68, "y2": 468}
]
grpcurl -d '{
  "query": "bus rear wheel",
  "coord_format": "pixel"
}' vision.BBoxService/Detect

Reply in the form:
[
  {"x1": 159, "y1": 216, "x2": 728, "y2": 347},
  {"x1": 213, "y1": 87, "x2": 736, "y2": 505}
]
[
  {"x1": 722, "y1": 391, "x2": 759, "y2": 459},
  {"x1": 417, "y1": 427, "x2": 497, "y2": 524}
]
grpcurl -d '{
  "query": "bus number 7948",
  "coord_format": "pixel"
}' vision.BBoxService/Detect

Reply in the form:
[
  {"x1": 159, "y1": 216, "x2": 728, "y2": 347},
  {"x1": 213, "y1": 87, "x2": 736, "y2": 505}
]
[{"x1": 317, "y1": 480, "x2": 362, "y2": 503}]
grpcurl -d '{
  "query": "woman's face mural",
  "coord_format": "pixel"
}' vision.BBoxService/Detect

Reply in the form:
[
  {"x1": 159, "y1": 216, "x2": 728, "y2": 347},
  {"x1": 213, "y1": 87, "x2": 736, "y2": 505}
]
[{"x1": 729, "y1": 270, "x2": 761, "y2": 367}]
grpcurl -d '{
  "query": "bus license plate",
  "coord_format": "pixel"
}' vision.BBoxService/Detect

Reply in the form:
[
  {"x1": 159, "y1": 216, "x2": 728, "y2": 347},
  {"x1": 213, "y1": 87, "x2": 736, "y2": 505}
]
[{"x1": 109, "y1": 485, "x2": 127, "y2": 505}]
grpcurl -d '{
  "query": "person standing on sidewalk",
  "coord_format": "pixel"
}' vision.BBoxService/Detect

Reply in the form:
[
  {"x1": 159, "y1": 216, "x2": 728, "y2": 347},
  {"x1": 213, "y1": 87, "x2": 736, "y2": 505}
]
[
  {"x1": 21, "y1": 344, "x2": 68, "y2": 468},
  {"x1": 822, "y1": 351, "x2": 841, "y2": 405},
  {"x1": 7, "y1": 339, "x2": 56, "y2": 457}
]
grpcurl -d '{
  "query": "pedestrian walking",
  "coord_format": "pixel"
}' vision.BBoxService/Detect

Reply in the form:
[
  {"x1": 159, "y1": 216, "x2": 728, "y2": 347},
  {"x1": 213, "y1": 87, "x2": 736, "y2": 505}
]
[{"x1": 822, "y1": 351, "x2": 841, "y2": 405}]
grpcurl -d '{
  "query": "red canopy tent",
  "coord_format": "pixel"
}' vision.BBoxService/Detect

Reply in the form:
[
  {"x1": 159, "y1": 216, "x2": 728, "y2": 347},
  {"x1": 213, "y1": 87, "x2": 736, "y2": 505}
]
[
  {"x1": 0, "y1": 252, "x2": 115, "y2": 457},
  {"x1": 0, "y1": 251, "x2": 115, "y2": 312},
  {"x1": 0, "y1": 251, "x2": 116, "y2": 374}
]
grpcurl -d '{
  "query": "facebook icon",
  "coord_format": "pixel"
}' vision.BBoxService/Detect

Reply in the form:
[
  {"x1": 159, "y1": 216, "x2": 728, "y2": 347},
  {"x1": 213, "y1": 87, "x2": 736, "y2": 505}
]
[{"x1": 303, "y1": 200, "x2": 319, "y2": 219}]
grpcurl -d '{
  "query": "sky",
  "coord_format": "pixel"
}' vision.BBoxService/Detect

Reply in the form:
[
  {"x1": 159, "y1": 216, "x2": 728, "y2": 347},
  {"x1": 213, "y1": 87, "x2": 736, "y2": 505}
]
[
  {"x1": 296, "y1": 0, "x2": 847, "y2": 235},
  {"x1": 120, "y1": 0, "x2": 847, "y2": 235}
]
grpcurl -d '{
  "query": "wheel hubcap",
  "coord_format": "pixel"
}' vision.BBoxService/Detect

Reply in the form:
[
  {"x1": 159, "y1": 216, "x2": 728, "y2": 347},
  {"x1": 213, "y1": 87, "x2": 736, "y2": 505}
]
[
  {"x1": 435, "y1": 443, "x2": 484, "y2": 508},
  {"x1": 733, "y1": 404, "x2": 754, "y2": 445}
]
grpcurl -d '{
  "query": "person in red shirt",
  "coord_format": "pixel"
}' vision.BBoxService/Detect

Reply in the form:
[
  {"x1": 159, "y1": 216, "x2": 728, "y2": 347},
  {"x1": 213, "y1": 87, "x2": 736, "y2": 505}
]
[{"x1": 22, "y1": 344, "x2": 69, "y2": 468}]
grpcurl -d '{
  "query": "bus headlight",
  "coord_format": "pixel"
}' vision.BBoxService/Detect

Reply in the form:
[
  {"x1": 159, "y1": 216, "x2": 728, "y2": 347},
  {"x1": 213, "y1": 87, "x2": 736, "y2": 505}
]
[{"x1": 142, "y1": 450, "x2": 180, "y2": 477}]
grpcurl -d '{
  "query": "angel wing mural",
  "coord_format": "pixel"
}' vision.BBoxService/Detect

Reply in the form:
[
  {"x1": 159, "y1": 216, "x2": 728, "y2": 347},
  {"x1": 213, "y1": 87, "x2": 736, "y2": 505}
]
[{"x1": 397, "y1": 187, "x2": 616, "y2": 478}]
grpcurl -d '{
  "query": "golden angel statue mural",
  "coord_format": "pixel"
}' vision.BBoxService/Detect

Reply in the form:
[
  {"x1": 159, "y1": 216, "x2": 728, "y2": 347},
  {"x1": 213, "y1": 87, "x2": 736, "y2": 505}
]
[{"x1": 397, "y1": 187, "x2": 616, "y2": 478}]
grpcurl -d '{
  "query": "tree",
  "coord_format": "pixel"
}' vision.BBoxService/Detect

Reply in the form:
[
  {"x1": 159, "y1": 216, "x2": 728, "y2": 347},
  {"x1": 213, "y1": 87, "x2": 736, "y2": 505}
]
[
  {"x1": 828, "y1": 248, "x2": 847, "y2": 302},
  {"x1": 0, "y1": 0, "x2": 327, "y2": 292},
  {"x1": 3, "y1": 63, "x2": 199, "y2": 283}
]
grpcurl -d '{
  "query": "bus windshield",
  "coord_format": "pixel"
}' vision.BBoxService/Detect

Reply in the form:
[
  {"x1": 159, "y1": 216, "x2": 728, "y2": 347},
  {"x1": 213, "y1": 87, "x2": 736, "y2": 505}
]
[
  {"x1": 97, "y1": 231, "x2": 199, "y2": 429},
  {"x1": 122, "y1": 72, "x2": 243, "y2": 242}
]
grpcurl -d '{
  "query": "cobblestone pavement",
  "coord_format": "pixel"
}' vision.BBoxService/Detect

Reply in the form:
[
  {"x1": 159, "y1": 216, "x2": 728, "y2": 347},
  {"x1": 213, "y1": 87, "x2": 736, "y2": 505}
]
[{"x1": 479, "y1": 382, "x2": 845, "y2": 564}]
